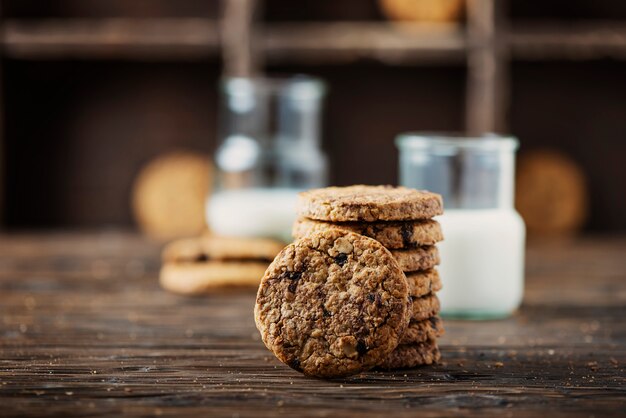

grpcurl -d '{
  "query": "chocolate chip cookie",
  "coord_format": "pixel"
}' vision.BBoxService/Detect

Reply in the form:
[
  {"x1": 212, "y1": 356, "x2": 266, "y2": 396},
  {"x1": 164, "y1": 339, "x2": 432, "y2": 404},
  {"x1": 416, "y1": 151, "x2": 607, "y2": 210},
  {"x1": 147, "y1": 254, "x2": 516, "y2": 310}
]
[
  {"x1": 160, "y1": 235, "x2": 284, "y2": 295},
  {"x1": 399, "y1": 317, "x2": 445, "y2": 344},
  {"x1": 132, "y1": 151, "x2": 212, "y2": 240},
  {"x1": 254, "y1": 230, "x2": 411, "y2": 378},
  {"x1": 390, "y1": 246, "x2": 440, "y2": 272},
  {"x1": 160, "y1": 262, "x2": 268, "y2": 295},
  {"x1": 378, "y1": 339, "x2": 441, "y2": 369},
  {"x1": 406, "y1": 269, "x2": 442, "y2": 297},
  {"x1": 292, "y1": 218, "x2": 443, "y2": 249},
  {"x1": 162, "y1": 235, "x2": 284, "y2": 263},
  {"x1": 297, "y1": 185, "x2": 443, "y2": 222}
]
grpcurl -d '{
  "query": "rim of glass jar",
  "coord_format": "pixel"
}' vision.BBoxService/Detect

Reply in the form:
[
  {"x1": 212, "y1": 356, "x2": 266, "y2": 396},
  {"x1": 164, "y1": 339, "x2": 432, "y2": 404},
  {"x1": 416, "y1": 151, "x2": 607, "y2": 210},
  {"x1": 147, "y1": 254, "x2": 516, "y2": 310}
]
[
  {"x1": 396, "y1": 132, "x2": 519, "y2": 152},
  {"x1": 221, "y1": 75, "x2": 326, "y2": 100}
]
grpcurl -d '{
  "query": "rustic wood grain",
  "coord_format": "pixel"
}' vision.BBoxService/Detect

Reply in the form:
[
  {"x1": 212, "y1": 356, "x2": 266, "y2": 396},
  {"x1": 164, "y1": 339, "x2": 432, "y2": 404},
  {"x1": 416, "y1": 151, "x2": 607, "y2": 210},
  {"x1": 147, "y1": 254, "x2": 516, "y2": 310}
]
[{"x1": 0, "y1": 232, "x2": 624, "y2": 417}]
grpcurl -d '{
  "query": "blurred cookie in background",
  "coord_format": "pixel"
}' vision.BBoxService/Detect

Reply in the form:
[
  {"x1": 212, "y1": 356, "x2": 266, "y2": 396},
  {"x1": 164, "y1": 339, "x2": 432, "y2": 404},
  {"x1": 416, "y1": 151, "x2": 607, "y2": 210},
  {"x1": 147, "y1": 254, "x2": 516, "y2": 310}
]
[
  {"x1": 379, "y1": 0, "x2": 464, "y2": 23},
  {"x1": 516, "y1": 150, "x2": 589, "y2": 236},
  {"x1": 162, "y1": 235, "x2": 284, "y2": 264},
  {"x1": 132, "y1": 151, "x2": 212, "y2": 240},
  {"x1": 160, "y1": 235, "x2": 284, "y2": 295}
]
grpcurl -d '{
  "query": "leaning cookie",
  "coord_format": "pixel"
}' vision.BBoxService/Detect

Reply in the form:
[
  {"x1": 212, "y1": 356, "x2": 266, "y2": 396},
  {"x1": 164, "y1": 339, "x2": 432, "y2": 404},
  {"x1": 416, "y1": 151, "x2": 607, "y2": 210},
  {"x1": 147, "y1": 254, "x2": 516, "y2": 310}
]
[
  {"x1": 160, "y1": 262, "x2": 268, "y2": 295},
  {"x1": 297, "y1": 185, "x2": 443, "y2": 222},
  {"x1": 292, "y1": 217, "x2": 444, "y2": 249},
  {"x1": 254, "y1": 230, "x2": 411, "y2": 378},
  {"x1": 378, "y1": 339, "x2": 441, "y2": 370}
]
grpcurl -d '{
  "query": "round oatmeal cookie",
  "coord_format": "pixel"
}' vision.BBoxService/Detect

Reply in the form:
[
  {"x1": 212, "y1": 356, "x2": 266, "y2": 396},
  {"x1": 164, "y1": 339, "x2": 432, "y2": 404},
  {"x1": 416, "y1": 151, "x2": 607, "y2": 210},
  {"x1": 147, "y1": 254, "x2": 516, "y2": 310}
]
[
  {"x1": 411, "y1": 294, "x2": 440, "y2": 321},
  {"x1": 399, "y1": 316, "x2": 444, "y2": 344},
  {"x1": 132, "y1": 151, "x2": 212, "y2": 240},
  {"x1": 406, "y1": 269, "x2": 442, "y2": 297},
  {"x1": 292, "y1": 218, "x2": 443, "y2": 249},
  {"x1": 378, "y1": 339, "x2": 441, "y2": 369},
  {"x1": 160, "y1": 262, "x2": 268, "y2": 295},
  {"x1": 297, "y1": 185, "x2": 443, "y2": 222},
  {"x1": 162, "y1": 235, "x2": 284, "y2": 263},
  {"x1": 254, "y1": 230, "x2": 411, "y2": 378},
  {"x1": 390, "y1": 246, "x2": 440, "y2": 272}
]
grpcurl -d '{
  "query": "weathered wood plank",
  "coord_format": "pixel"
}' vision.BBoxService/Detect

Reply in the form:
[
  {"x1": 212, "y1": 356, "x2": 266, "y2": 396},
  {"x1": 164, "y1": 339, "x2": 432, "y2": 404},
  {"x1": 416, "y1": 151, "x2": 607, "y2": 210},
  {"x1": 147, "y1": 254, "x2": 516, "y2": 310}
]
[{"x1": 0, "y1": 233, "x2": 624, "y2": 417}]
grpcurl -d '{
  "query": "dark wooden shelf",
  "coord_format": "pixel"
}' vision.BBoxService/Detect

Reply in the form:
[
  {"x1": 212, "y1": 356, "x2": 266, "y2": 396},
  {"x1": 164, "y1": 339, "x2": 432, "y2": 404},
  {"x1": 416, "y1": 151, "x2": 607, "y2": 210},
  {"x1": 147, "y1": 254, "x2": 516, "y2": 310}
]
[
  {"x1": 1, "y1": 11, "x2": 626, "y2": 139},
  {"x1": 261, "y1": 22, "x2": 467, "y2": 65},
  {"x1": 510, "y1": 21, "x2": 626, "y2": 60},
  {"x1": 4, "y1": 18, "x2": 626, "y2": 63},
  {"x1": 2, "y1": 18, "x2": 220, "y2": 60}
]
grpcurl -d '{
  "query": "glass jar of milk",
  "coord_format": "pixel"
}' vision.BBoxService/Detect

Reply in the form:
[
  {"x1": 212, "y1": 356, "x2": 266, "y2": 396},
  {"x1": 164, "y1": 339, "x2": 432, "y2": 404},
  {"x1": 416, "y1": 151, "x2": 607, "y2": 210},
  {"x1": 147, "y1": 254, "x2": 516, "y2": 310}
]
[
  {"x1": 208, "y1": 76, "x2": 328, "y2": 242},
  {"x1": 397, "y1": 133, "x2": 525, "y2": 319}
]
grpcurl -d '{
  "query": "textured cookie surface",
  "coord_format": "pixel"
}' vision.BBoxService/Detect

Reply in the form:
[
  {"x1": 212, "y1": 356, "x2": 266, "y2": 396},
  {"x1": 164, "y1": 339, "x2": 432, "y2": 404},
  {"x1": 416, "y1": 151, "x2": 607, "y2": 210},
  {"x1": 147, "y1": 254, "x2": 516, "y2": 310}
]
[
  {"x1": 297, "y1": 185, "x2": 443, "y2": 222},
  {"x1": 411, "y1": 294, "x2": 441, "y2": 321},
  {"x1": 292, "y1": 218, "x2": 443, "y2": 249},
  {"x1": 406, "y1": 269, "x2": 442, "y2": 297},
  {"x1": 162, "y1": 235, "x2": 284, "y2": 263},
  {"x1": 255, "y1": 230, "x2": 410, "y2": 378},
  {"x1": 160, "y1": 262, "x2": 268, "y2": 295},
  {"x1": 390, "y1": 246, "x2": 440, "y2": 272},
  {"x1": 378, "y1": 339, "x2": 441, "y2": 369},
  {"x1": 399, "y1": 316, "x2": 445, "y2": 344}
]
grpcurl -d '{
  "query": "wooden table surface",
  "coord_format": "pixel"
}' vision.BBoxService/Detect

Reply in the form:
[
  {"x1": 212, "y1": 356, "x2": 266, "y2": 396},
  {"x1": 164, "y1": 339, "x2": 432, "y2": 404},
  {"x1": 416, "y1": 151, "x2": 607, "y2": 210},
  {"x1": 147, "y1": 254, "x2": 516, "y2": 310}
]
[{"x1": 0, "y1": 232, "x2": 624, "y2": 417}]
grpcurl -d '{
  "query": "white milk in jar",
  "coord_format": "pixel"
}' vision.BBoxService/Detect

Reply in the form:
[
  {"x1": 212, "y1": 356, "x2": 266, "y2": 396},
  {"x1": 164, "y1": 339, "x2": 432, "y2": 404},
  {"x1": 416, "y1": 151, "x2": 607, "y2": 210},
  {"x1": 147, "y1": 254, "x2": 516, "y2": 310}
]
[
  {"x1": 207, "y1": 188, "x2": 299, "y2": 242},
  {"x1": 436, "y1": 209, "x2": 525, "y2": 318},
  {"x1": 397, "y1": 133, "x2": 525, "y2": 319}
]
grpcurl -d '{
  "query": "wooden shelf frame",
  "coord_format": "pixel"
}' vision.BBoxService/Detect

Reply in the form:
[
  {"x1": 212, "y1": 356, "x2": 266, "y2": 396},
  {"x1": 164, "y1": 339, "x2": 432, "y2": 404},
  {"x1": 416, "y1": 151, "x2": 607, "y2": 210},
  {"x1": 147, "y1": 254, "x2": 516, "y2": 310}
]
[
  {"x1": 0, "y1": 2, "x2": 625, "y2": 141},
  {"x1": 261, "y1": 22, "x2": 467, "y2": 65},
  {"x1": 1, "y1": 18, "x2": 221, "y2": 60},
  {"x1": 510, "y1": 20, "x2": 626, "y2": 60},
  {"x1": 3, "y1": 18, "x2": 626, "y2": 61}
]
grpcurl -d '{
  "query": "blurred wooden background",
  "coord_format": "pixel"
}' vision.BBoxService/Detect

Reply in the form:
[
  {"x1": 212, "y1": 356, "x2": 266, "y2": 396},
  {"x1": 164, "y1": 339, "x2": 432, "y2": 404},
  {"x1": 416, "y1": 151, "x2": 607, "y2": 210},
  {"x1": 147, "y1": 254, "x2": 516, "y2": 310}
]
[{"x1": 1, "y1": 0, "x2": 625, "y2": 232}]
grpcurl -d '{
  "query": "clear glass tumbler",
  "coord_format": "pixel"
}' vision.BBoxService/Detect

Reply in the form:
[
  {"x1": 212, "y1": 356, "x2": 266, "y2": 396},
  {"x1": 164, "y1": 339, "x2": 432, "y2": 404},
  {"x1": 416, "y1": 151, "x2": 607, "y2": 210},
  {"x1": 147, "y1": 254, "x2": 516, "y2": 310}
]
[
  {"x1": 207, "y1": 76, "x2": 328, "y2": 242},
  {"x1": 397, "y1": 133, "x2": 526, "y2": 319}
]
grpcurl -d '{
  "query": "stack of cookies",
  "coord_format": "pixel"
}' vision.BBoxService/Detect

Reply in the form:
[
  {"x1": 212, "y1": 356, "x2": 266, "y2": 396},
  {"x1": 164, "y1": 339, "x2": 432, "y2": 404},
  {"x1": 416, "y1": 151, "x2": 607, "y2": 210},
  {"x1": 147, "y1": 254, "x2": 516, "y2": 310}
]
[
  {"x1": 254, "y1": 185, "x2": 445, "y2": 378},
  {"x1": 292, "y1": 185, "x2": 445, "y2": 370},
  {"x1": 160, "y1": 235, "x2": 284, "y2": 295}
]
